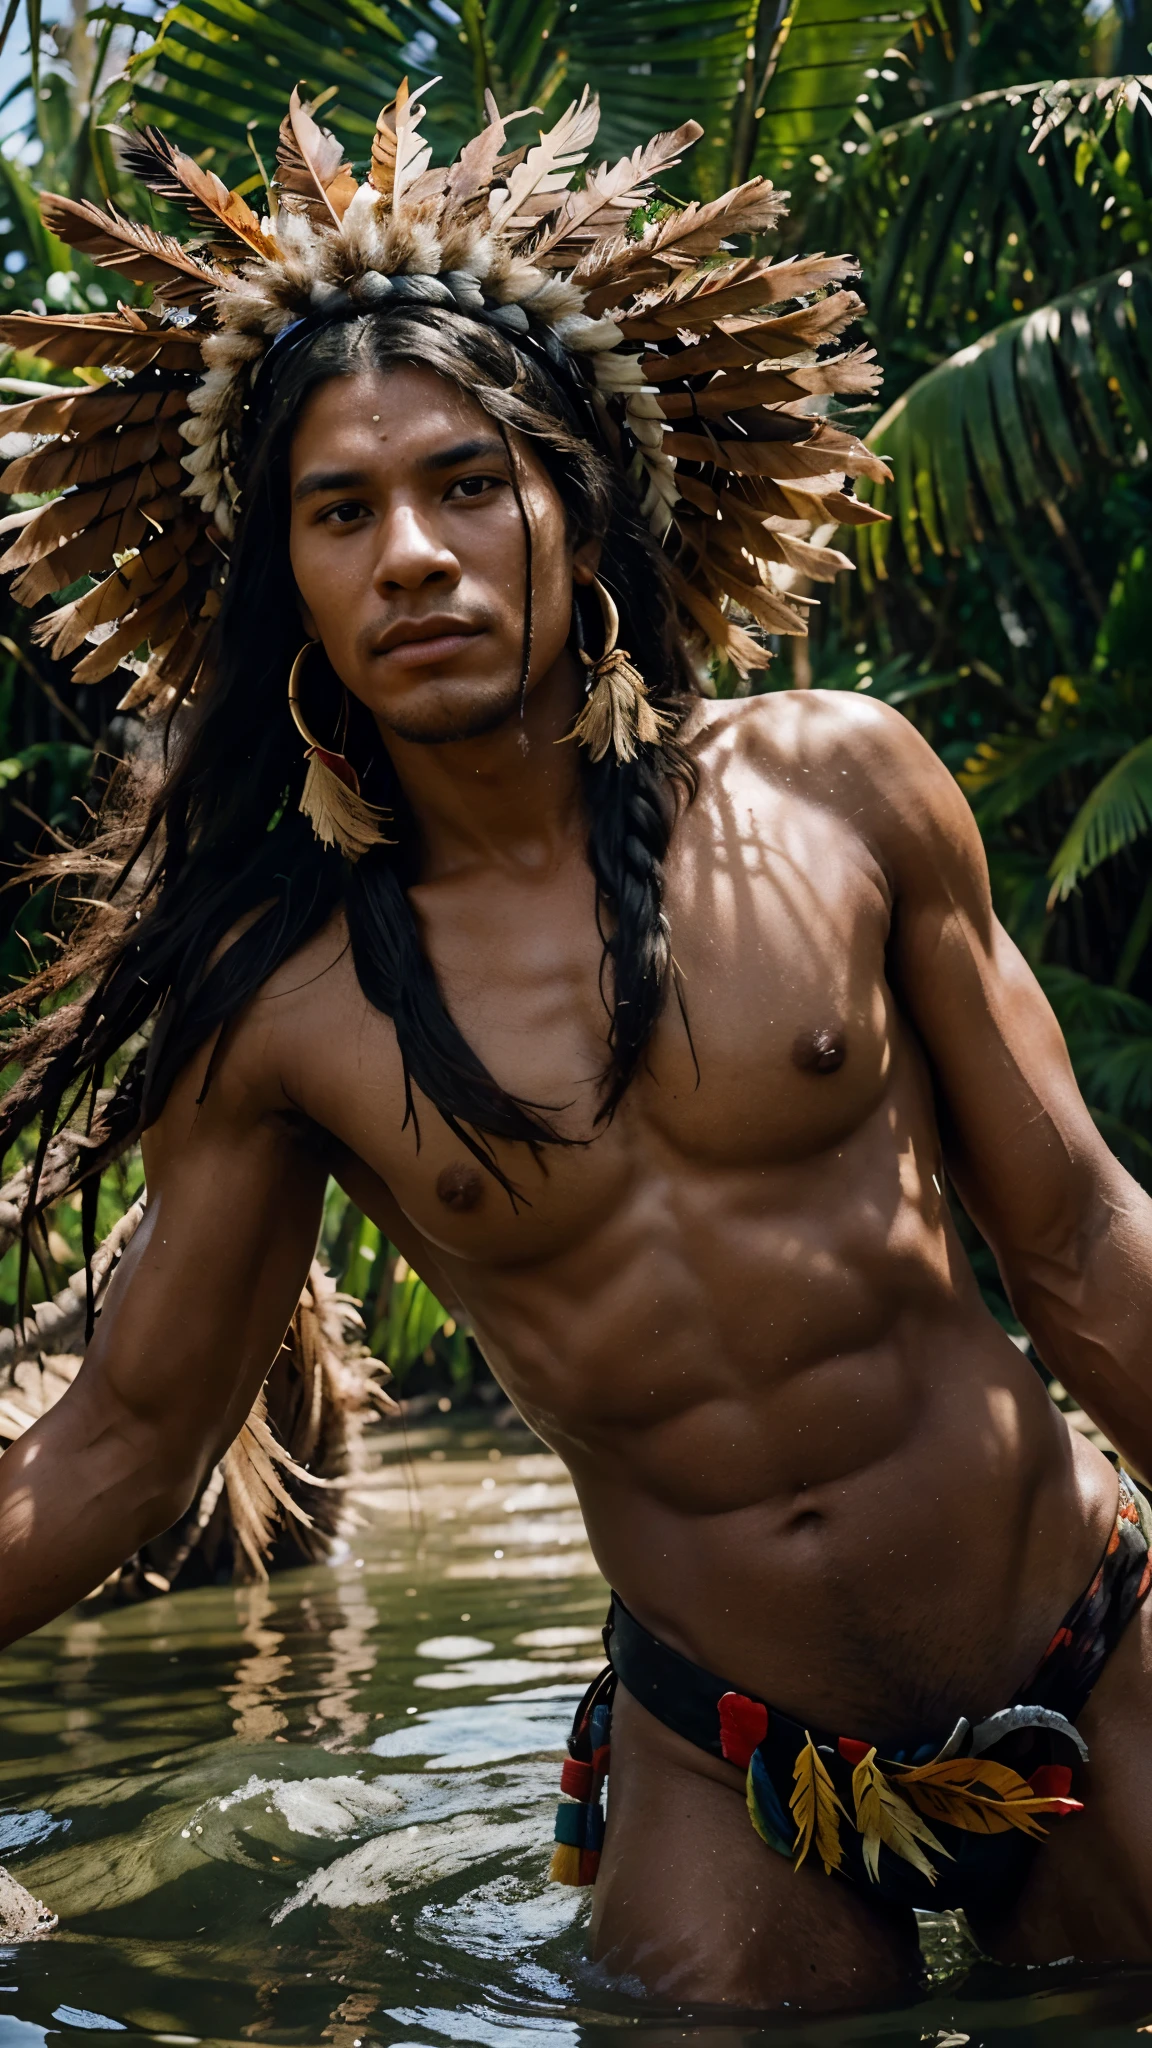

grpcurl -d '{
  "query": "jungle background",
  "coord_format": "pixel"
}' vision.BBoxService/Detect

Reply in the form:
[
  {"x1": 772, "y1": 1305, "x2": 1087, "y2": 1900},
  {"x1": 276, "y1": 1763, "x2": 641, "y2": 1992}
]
[{"x1": 1, "y1": 0, "x2": 1150, "y2": 1388}]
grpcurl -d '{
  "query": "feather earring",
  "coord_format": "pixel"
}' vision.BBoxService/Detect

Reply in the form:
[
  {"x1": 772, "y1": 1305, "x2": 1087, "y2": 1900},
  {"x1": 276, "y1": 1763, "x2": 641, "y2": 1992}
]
[
  {"x1": 288, "y1": 642, "x2": 391, "y2": 859},
  {"x1": 565, "y1": 576, "x2": 672, "y2": 765}
]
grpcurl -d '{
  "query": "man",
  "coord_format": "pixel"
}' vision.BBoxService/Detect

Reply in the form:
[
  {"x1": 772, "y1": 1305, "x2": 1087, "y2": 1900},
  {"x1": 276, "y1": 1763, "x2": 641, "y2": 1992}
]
[{"x1": 0, "y1": 82, "x2": 1151, "y2": 2016}]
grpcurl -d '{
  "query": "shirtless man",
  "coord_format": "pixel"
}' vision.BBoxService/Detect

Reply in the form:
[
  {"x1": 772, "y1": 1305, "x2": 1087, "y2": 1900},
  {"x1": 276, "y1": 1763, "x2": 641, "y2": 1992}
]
[{"x1": 1, "y1": 97, "x2": 1151, "y2": 2018}]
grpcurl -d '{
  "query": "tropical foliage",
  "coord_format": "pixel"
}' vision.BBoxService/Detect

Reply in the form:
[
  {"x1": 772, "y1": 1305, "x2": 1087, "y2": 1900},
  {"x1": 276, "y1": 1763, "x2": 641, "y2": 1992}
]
[{"x1": 776, "y1": 1, "x2": 1152, "y2": 1299}]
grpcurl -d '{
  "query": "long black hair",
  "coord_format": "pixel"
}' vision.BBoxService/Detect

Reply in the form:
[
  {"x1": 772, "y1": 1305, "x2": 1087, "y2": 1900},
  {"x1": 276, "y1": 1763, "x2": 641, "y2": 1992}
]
[{"x1": 1, "y1": 303, "x2": 701, "y2": 1246}]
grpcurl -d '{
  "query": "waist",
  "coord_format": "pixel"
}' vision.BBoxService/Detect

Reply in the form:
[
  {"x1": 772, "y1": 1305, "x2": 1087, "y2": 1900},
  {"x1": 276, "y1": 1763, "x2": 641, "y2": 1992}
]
[{"x1": 571, "y1": 1403, "x2": 1117, "y2": 1743}]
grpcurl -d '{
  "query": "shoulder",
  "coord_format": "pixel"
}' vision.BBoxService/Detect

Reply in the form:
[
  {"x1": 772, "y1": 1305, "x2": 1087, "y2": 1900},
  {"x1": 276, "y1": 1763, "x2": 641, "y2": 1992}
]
[
  {"x1": 691, "y1": 687, "x2": 932, "y2": 779},
  {"x1": 145, "y1": 905, "x2": 357, "y2": 1156},
  {"x1": 693, "y1": 690, "x2": 973, "y2": 844}
]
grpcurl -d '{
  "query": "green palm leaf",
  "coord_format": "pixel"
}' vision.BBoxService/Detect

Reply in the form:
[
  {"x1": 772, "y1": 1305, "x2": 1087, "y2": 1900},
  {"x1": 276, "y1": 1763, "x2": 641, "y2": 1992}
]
[
  {"x1": 93, "y1": 0, "x2": 756, "y2": 193},
  {"x1": 729, "y1": 0, "x2": 924, "y2": 190},
  {"x1": 808, "y1": 75, "x2": 1152, "y2": 353},
  {"x1": 858, "y1": 267, "x2": 1152, "y2": 578},
  {"x1": 88, "y1": 0, "x2": 931, "y2": 201},
  {"x1": 1048, "y1": 733, "x2": 1152, "y2": 900},
  {"x1": 958, "y1": 728, "x2": 1125, "y2": 830}
]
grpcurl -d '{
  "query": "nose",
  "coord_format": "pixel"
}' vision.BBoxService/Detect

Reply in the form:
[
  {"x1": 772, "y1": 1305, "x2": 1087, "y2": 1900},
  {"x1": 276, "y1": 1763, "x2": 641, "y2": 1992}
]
[{"x1": 373, "y1": 501, "x2": 460, "y2": 594}]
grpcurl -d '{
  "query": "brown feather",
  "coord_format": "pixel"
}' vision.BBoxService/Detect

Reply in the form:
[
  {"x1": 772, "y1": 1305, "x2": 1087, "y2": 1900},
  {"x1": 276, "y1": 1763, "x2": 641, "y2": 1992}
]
[
  {"x1": 0, "y1": 460, "x2": 183, "y2": 573},
  {"x1": 369, "y1": 78, "x2": 406, "y2": 199},
  {"x1": 0, "y1": 310, "x2": 205, "y2": 373},
  {"x1": 655, "y1": 350, "x2": 880, "y2": 420},
  {"x1": 622, "y1": 261, "x2": 861, "y2": 340},
  {"x1": 671, "y1": 568, "x2": 768, "y2": 674},
  {"x1": 39, "y1": 193, "x2": 218, "y2": 308},
  {"x1": 444, "y1": 104, "x2": 512, "y2": 209},
  {"x1": 0, "y1": 386, "x2": 87, "y2": 440},
  {"x1": 35, "y1": 524, "x2": 197, "y2": 656},
  {"x1": 369, "y1": 77, "x2": 435, "y2": 206},
  {"x1": 657, "y1": 367, "x2": 813, "y2": 418},
  {"x1": 1, "y1": 420, "x2": 167, "y2": 494},
  {"x1": 111, "y1": 124, "x2": 277, "y2": 261},
  {"x1": 664, "y1": 423, "x2": 885, "y2": 485},
  {"x1": 530, "y1": 119, "x2": 702, "y2": 264},
  {"x1": 276, "y1": 87, "x2": 358, "y2": 225},
  {"x1": 115, "y1": 605, "x2": 213, "y2": 707},
  {"x1": 72, "y1": 586, "x2": 189, "y2": 684},
  {"x1": 574, "y1": 175, "x2": 781, "y2": 303},
  {"x1": 488, "y1": 87, "x2": 600, "y2": 234},
  {"x1": 10, "y1": 496, "x2": 183, "y2": 604},
  {"x1": 740, "y1": 290, "x2": 869, "y2": 352},
  {"x1": 675, "y1": 475, "x2": 853, "y2": 580},
  {"x1": 0, "y1": 384, "x2": 186, "y2": 446},
  {"x1": 682, "y1": 536, "x2": 812, "y2": 636}
]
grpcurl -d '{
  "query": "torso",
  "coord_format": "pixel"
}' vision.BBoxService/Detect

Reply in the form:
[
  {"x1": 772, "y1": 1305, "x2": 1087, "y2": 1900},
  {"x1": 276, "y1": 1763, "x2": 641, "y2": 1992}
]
[{"x1": 238, "y1": 693, "x2": 1115, "y2": 1743}]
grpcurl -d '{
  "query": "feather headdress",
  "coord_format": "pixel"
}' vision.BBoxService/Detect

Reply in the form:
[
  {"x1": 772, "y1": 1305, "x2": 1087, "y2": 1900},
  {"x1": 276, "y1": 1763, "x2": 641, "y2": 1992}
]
[{"x1": 0, "y1": 79, "x2": 889, "y2": 711}]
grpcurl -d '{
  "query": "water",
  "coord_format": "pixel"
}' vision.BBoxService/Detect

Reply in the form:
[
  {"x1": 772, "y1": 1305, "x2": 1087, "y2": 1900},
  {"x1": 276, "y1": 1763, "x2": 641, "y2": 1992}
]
[{"x1": 1, "y1": 1420, "x2": 1152, "y2": 2047}]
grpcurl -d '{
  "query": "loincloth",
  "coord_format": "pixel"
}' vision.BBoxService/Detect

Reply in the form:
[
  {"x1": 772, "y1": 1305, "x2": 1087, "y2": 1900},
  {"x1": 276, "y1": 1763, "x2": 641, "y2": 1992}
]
[{"x1": 550, "y1": 1472, "x2": 1152, "y2": 1911}]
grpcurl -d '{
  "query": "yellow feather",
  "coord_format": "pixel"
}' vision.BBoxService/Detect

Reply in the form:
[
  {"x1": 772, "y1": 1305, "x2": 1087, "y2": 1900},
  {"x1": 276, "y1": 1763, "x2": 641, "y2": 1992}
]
[
  {"x1": 549, "y1": 1843, "x2": 582, "y2": 1886},
  {"x1": 789, "y1": 1734, "x2": 847, "y2": 1876},
  {"x1": 899, "y1": 1756, "x2": 1059, "y2": 1840},
  {"x1": 851, "y1": 1748, "x2": 951, "y2": 1886}
]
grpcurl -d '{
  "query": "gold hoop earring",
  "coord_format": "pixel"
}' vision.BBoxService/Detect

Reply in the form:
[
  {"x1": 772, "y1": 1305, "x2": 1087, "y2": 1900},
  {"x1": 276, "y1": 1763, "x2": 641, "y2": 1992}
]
[
  {"x1": 288, "y1": 642, "x2": 391, "y2": 860},
  {"x1": 563, "y1": 576, "x2": 671, "y2": 764}
]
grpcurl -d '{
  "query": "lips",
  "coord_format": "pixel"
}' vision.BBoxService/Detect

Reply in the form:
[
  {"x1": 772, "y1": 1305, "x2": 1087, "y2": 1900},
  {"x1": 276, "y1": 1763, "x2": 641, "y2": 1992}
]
[{"x1": 375, "y1": 617, "x2": 483, "y2": 670}]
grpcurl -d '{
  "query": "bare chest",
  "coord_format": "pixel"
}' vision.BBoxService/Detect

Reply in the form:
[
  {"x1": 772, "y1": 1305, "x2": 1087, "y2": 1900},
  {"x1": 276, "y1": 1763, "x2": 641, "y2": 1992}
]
[{"x1": 278, "y1": 767, "x2": 896, "y2": 1263}]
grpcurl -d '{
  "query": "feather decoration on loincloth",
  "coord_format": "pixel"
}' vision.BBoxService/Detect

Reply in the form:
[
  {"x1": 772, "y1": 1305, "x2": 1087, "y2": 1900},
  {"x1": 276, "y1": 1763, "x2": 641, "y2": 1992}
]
[
  {"x1": 850, "y1": 1746, "x2": 951, "y2": 1885},
  {"x1": 897, "y1": 1753, "x2": 1082, "y2": 1836},
  {"x1": 789, "y1": 1732, "x2": 848, "y2": 1876}
]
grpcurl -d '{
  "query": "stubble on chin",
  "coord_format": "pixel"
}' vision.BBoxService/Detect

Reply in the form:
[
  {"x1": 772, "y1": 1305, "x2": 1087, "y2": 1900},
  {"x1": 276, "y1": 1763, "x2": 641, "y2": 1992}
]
[{"x1": 375, "y1": 678, "x2": 523, "y2": 747}]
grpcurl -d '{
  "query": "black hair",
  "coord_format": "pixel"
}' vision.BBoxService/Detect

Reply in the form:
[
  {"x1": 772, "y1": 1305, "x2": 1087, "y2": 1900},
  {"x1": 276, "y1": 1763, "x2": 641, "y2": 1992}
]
[{"x1": 1, "y1": 303, "x2": 701, "y2": 1241}]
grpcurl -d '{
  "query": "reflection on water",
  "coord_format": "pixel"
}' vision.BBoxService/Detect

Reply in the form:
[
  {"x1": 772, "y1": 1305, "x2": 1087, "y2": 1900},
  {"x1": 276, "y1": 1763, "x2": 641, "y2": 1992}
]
[{"x1": 0, "y1": 1421, "x2": 1151, "y2": 2046}]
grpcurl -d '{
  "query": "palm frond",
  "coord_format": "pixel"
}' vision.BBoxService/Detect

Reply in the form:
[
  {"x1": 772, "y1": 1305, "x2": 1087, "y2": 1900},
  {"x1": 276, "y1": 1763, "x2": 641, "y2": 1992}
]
[
  {"x1": 88, "y1": 0, "x2": 930, "y2": 203},
  {"x1": 1048, "y1": 733, "x2": 1152, "y2": 899},
  {"x1": 806, "y1": 75, "x2": 1152, "y2": 347},
  {"x1": 957, "y1": 728, "x2": 1125, "y2": 830},
  {"x1": 859, "y1": 268, "x2": 1152, "y2": 576},
  {"x1": 90, "y1": 0, "x2": 755, "y2": 196},
  {"x1": 731, "y1": 0, "x2": 926, "y2": 190}
]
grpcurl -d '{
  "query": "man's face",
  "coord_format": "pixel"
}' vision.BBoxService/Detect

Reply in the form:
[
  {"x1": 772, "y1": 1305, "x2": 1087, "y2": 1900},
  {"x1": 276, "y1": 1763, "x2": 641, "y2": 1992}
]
[{"x1": 288, "y1": 362, "x2": 589, "y2": 746}]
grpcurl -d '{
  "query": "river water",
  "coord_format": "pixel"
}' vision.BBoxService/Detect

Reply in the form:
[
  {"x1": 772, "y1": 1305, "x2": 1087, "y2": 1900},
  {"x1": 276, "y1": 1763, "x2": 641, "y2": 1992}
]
[{"x1": 1, "y1": 1419, "x2": 1152, "y2": 2047}]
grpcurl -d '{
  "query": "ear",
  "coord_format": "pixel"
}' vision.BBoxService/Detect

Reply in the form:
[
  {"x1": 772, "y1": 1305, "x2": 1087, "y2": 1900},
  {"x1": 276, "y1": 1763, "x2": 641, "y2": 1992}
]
[
  {"x1": 298, "y1": 594, "x2": 318, "y2": 640},
  {"x1": 572, "y1": 534, "x2": 601, "y2": 587}
]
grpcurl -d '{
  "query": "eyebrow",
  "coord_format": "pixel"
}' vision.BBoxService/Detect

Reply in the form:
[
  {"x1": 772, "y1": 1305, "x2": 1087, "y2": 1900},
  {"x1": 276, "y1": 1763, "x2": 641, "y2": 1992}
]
[{"x1": 293, "y1": 437, "x2": 509, "y2": 503}]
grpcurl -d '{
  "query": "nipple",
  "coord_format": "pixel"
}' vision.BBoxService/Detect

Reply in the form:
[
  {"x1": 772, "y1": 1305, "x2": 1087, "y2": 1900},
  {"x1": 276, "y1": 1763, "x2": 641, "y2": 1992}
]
[
  {"x1": 792, "y1": 1025, "x2": 846, "y2": 1075},
  {"x1": 436, "y1": 1161, "x2": 485, "y2": 1213}
]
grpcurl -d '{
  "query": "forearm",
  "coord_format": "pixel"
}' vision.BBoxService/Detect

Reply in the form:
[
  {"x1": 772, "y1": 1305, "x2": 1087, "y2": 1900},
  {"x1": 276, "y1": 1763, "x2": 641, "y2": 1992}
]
[
  {"x1": 0, "y1": 1397, "x2": 194, "y2": 1649},
  {"x1": 983, "y1": 1170, "x2": 1152, "y2": 1481}
]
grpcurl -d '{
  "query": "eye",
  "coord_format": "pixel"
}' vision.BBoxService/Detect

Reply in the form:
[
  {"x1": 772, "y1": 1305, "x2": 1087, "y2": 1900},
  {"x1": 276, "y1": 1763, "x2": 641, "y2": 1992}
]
[
  {"x1": 446, "y1": 473, "x2": 504, "y2": 501},
  {"x1": 320, "y1": 499, "x2": 369, "y2": 526}
]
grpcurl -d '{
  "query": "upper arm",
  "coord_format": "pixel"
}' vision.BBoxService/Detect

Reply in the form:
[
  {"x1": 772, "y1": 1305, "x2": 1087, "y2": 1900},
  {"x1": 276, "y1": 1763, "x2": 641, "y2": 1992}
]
[
  {"x1": 71, "y1": 1022, "x2": 329, "y2": 1502},
  {"x1": 827, "y1": 698, "x2": 1128, "y2": 1266}
]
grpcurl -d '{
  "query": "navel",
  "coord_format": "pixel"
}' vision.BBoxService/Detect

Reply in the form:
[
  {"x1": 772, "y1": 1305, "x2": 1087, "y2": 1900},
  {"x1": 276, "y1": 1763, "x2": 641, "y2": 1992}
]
[
  {"x1": 792, "y1": 1025, "x2": 846, "y2": 1075},
  {"x1": 436, "y1": 1161, "x2": 485, "y2": 1213}
]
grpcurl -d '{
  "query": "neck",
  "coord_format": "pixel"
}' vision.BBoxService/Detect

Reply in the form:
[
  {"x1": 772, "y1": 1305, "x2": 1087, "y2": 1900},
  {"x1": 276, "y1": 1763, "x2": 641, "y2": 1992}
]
[{"x1": 377, "y1": 653, "x2": 588, "y2": 878}]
